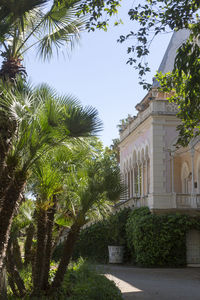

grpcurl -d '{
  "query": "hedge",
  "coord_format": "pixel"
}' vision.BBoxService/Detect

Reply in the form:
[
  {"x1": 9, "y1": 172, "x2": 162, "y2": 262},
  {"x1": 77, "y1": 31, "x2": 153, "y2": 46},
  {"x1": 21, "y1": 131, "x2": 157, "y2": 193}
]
[
  {"x1": 53, "y1": 206, "x2": 200, "y2": 267},
  {"x1": 53, "y1": 208, "x2": 131, "y2": 263},
  {"x1": 73, "y1": 208, "x2": 131, "y2": 263},
  {"x1": 126, "y1": 207, "x2": 200, "y2": 267}
]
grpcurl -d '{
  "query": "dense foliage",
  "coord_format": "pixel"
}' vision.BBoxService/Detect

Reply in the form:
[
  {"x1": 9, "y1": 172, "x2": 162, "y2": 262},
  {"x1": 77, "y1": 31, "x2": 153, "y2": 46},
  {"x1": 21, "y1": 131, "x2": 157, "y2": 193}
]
[
  {"x1": 126, "y1": 207, "x2": 200, "y2": 267},
  {"x1": 0, "y1": 0, "x2": 86, "y2": 81},
  {"x1": 66, "y1": 259, "x2": 123, "y2": 300},
  {"x1": 0, "y1": 81, "x2": 123, "y2": 297},
  {"x1": 117, "y1": 0, "x2": 200, "y2": 87},
  {"x1": 53, "y1": 208, "x2": 131, "y2": 263},
  {"x1": 7, "y1": 259, "x2": 123, "y2": 300},
  {"x1": 0, "y1": 1, "x2": 124, "y2": 296}
]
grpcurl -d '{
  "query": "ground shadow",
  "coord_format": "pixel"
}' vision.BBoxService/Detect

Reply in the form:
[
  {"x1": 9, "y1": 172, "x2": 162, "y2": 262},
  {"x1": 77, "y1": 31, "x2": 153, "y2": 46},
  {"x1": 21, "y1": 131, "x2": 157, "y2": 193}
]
[{"x1": 100, "y1": 265, "x2": 200, "y2": 300}]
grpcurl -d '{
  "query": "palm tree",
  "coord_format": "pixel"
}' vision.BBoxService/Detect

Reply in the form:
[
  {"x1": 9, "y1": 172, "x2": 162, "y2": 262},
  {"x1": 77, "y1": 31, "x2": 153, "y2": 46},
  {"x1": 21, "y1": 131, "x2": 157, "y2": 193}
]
[
  {"x1": 5, "y1": 138, "x2": 124, "y2": 297},
  {"x1": 51, "y1": 148, "x2": 124, "y2": 290},
  {"x1": 29, "y1": 141, "x2": 95, "y2": 294},
  {"x1": 0, "y1": 83, "x2": 102, "y2": 275},
  {"x1": 30, "y1": 153, "x2": 64, "y2": 295},
  {"x1": 0, "y1": 0, "x2": 84, "y2": 80},
  {"x1": 5, "y1": 139, "x2": 99, "y2": 296},
  {"x1": 24, "y1": 139, "x2": 123, "y2": 296}
]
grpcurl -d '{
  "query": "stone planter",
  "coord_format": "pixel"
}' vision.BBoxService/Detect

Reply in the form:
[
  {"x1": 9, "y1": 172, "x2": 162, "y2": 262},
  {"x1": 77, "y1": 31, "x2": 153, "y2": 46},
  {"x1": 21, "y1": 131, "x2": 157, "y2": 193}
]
[{"x1": 108, "y1": 245, "x2": 124, "y2": 263}]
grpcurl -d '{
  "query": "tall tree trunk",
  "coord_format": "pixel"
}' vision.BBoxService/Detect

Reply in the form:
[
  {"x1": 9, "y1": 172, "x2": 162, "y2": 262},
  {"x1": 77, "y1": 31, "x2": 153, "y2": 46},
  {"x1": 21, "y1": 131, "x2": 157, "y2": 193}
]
[
  {"x1": 42, "y1": 198, "x2": 57, "y2": 291},
  {"x1": 24, "y1": 223, "x2": 35, "y2": 266},
  {"x1": 7, "y1": 275, "x2": 17, "y2": 298},
  {"x1": 0, "y1": 266, "x2": 7, "y2": 300},
  {"x1": 0, "y1": 171, "x2": 26, "y2": 274},
  {"x1": 12, "y1": 239, "x2": 23, "y2": 270},
  {"x1": 6, "y1": 241, "x2": 26, "y2": 298},
  {"x1": 0, "y1": 113, "x2": 17, "y2": 180},
  {"x1": 0, "y1": 159, "x2": 18, "y2": 210},
  {"x1": 33, "y1": 208, "x2": 47, "y2": 295},
  {"x1": 0, "y1": 57, "x2": 27, "y2": 82},
  {"x1": 51, "y1": 222, "x2": 81, "y2": 290}
]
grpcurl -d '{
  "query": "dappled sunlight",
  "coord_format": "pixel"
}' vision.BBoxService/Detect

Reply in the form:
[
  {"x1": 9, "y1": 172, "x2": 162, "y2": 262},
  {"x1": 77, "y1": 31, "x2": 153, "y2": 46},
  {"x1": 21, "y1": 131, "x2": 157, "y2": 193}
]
[{"x1": 105, "y1": 274, "x2": 143, "y2": 293}]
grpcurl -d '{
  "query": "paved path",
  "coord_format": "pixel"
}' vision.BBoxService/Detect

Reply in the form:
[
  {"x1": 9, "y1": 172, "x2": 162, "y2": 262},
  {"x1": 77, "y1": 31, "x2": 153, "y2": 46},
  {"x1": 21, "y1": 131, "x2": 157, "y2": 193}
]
[{"x1": 101, "y1": 265, "x2": 200, "y2": 300}]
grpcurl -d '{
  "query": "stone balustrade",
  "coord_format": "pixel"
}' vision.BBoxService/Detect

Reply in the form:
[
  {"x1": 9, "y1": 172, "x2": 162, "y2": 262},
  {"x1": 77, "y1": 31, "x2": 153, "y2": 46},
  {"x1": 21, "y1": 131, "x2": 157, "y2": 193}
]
[
  {"x1": 115, "y1": 193, "x2": 200, "y2": 212},
  {"x1": 176, "y1": 194, "x2": 200, "y2": 209},
  {"x1": 120, "y1": 99, "x2": 178, "y2": 142},
  {"x1": 115, "y1": 196, "x2": 148, "y2": 211}
]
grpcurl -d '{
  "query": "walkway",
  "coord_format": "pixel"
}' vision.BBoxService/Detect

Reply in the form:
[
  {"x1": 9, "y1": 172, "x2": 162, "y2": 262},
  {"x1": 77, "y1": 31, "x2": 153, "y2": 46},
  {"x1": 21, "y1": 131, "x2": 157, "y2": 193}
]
[{"x1": 102, "y1": 265, "x2": 200, "y2": 300}]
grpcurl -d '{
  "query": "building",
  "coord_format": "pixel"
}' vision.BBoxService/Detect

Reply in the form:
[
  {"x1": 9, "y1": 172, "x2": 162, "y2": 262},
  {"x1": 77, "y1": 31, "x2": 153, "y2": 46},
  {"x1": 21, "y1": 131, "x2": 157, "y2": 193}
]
[{"x1": 118, "y1": 29, "x2": 200, "y2": 265}]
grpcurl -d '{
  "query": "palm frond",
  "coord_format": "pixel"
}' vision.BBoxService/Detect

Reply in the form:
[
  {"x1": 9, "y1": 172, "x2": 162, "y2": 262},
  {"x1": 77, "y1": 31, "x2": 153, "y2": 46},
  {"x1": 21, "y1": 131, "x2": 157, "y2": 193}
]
[
  {"x1": 36, "y1": 18, "x2": 84, "y2": 60},
  {"x1": 0, "y1": 0, "x2": 86, "y2": 80},
  {"x1": 62, "y1": 105, "x2": 103, "y2": 137},
  {"x1": 0, "y1": 0, "x2": 49, "y2": 42}
]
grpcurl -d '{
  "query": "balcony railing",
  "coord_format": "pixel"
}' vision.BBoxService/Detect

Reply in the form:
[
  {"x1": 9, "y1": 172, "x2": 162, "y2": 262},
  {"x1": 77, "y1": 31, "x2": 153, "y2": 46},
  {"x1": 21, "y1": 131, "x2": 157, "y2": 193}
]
[
  {"x1": 116, "y1": 193, "x2": 200, "y2": 211},
  {"x1": 115, "y1": 195, "x2": 148, "y2": 209},
  {"x1": 176, "y1": 194, "x2": 200, "y2": 209}
]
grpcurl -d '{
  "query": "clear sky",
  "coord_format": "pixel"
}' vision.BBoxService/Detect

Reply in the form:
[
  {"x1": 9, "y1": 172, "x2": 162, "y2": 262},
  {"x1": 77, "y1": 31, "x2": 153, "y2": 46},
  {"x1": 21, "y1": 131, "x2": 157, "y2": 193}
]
[{"x1": 24, "y1": 1, "x2": 172, "y2": 147}]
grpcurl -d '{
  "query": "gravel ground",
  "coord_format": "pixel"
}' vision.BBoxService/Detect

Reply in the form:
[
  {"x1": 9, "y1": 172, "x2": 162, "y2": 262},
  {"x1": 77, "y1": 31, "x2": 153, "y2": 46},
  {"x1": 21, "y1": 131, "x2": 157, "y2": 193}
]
[{"x1": 101, "y1": 265, "x2": 200, "y2": 300}]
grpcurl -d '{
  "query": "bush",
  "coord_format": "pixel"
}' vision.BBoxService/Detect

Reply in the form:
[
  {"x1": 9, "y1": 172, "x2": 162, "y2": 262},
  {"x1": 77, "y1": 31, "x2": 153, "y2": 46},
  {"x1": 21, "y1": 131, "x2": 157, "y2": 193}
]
[
  {"x1": 53, "y1": 208, "x2": 131, "y2": 263},
  {"x1": 8, "y1": 260, "x2": 122, "y2": 300},
  {"x1": 126, "y1": 207, "x2": 200, "y2": 267},
  {"x1": 63, "y1": 259, "x2": 123, "y2": 300},
  {"x1": 72, "y1": 208, "x2": 131, "y2": 263}
]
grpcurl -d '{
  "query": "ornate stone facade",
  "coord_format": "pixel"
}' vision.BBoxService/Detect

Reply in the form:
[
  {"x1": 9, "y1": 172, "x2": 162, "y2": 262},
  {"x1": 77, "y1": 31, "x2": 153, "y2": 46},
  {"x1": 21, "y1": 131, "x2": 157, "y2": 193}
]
[
  {"x1": 117, "y1": 30, "x2": 200, "y2": 264},
  {"x1": 118, "y1": 90, "x2": 200, "y2": 214}
]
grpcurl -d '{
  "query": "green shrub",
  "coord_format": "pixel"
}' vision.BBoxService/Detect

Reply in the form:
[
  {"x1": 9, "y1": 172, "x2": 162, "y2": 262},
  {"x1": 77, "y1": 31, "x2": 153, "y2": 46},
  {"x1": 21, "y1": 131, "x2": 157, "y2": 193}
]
[
  {"x1": 8, "y1": 259, "x2": 122, "y2": 300},
  {"x1": 72, "y1": 208, "x2": 131, "y2": 263},
  {"x1": 64, "y1": 259, "x2": 123, "y2": 300},
  {"x1": 126, "y1": 207, "x2": 200, "y2": 267},
  {"x1": 52, "y1": 208, "x2": 131, "y2": 263}
]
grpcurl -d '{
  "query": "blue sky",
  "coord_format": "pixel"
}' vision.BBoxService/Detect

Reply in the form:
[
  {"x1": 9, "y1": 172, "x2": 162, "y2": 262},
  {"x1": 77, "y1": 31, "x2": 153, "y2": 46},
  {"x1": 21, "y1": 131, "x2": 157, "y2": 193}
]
[{"x1": 24, "y1": 1, "x2": 172, "y2": 146}]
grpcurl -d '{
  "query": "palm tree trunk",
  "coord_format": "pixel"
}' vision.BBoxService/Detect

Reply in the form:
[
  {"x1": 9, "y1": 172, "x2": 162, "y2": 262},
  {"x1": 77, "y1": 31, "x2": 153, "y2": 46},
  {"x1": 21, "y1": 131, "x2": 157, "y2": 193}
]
[
  {"x1": 7, "y1": 275, "x2": 17, "y2": 298},
  {"x1": 33, "y1": 208, "x2": 47, "y2": 295},
  {"x1": 0, "y1": 171, "x2": 26, "y2": 274},
  {"x1": 0, "y1": 57, "x2": 27, "y2": 82},
  {"x1": 42, "y1": 198, "x2": 57, "y2": 291},
  {"x1": 0, "y1": 160, "x2": 18, "y2": 210},
  {"x1": 24, "y1": 223, "x2": 35, "y2": 266},
  {"x1": 51, "y1": 222, "x2": 81, "y2": 290},
  {"x1": 6, "y1": 241, "x2": 26, "y2": 298},
  {"x1": 0, "y1": 266, "x2": 7, "y2": 300},
  {"x1": 12, "y1": 239, "x2": 23, "y2": 270},
  {"x1": 0, "y1": 113, "x2": 17, "y2": 183}
]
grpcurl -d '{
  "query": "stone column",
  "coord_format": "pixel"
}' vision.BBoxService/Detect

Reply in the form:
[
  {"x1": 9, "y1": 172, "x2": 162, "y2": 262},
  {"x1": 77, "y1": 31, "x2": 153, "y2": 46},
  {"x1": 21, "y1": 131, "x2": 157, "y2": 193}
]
[
  {"x1": 146, "y1": 158, "x2": 148, "y2": 195},
  {"x1": 137, "y1": 163, "x2": 140, "y2": 196},
  {"x1": 125, "y1": 172, "x2": 128, "y2": 199},
  {"x1": 142, "y1": 162, "x2": 144, "y2": 196},
  {"x1": 130, "y1": 169, "x2": 133, "y2": 198},
  {"x1": 128, "y1": 171, "x2": 130, "y2": 199},
  {"x1": 190, "y1": 148, "x2": 195, "y2": 195},
  {"x1": 171, "y1": 154, "x2": 174, "y2": 193},
  {"x1": 132, "y1": 165, "x2": 135, "y2": 197}
]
